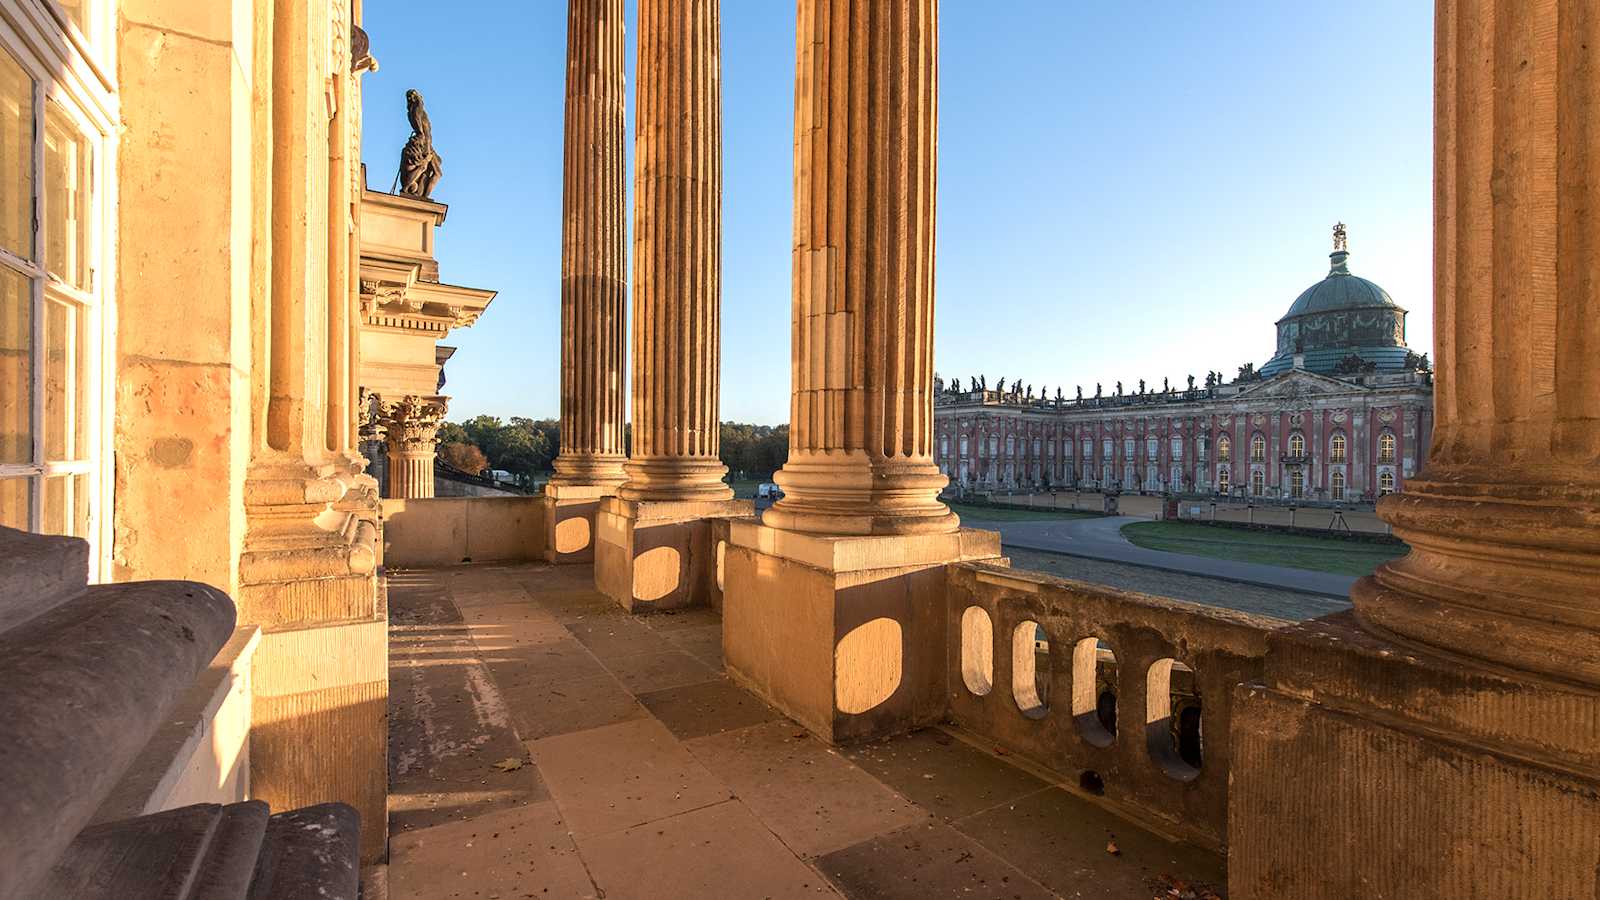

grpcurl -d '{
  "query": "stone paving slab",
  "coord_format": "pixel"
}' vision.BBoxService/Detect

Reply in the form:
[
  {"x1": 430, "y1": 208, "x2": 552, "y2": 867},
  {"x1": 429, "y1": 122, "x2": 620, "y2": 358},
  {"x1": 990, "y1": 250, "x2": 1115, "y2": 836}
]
[
  {"x1": 388, "y1": 801, "x2": 595, "y2": 900},
  {"x1": 581, "y1": 800, "x2": 842, "y2": 899},
  {"x1": 599, "y1": 647, "x2": 718, "y2": 694},
  {"x1": 843, "y1": 729, "x2": 1050, "y2": 822},
  {"x1": 955, "y1": 786, "x2": 1226, "y2": 899},
  {"x1": 636, "y1": 676, "x2": 781, "y2": 740},
  {"x1": 685, "y1": 720, "x2": 928, "y2": 859},
  {"x1": 816, "y1": 820, "x2": 1056, "y2": 900},
  {"x1": 527, "y1": 716, "x2": 734, "y2": 838}
]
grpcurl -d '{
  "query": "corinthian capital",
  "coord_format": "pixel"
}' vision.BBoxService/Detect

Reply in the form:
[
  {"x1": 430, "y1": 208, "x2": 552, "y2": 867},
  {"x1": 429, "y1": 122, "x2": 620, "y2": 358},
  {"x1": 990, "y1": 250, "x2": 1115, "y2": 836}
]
[{"x1": 380, "y1": 395, "x2": 448, "y2": 452}]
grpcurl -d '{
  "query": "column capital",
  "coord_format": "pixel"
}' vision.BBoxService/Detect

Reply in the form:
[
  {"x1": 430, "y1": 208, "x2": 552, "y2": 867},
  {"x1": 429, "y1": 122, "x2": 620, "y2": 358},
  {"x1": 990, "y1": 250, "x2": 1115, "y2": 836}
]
[{"x1": 380, "y1": 395, "x2": 447, "y2": 453}]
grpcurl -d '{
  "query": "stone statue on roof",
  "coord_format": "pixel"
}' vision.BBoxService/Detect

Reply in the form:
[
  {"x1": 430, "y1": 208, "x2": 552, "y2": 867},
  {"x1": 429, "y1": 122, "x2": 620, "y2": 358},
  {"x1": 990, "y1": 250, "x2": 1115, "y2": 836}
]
[
  {"x1": 1333, "y1": 221, "x2": 1348, "y2": 252},
  {"x1": 397, "y1": 89, "x2": 444, "y2": 199}
]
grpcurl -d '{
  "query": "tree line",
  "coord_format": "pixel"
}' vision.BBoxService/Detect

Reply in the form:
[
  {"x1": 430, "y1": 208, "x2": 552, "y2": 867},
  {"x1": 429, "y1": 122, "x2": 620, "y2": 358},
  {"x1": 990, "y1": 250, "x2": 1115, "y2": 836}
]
[{"x1": 436, "y1": 417, "x2": 788, "y2": 487}]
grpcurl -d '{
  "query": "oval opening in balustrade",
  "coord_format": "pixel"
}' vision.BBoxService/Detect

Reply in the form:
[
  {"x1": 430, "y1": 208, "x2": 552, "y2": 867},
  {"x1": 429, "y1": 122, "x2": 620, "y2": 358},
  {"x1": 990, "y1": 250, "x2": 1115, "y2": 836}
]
[
  {"x1": 1012, "y1": 620, "x2": 1049, "y2": 719},
  {"x1": 960, "y1": 606, "x2": 993, "y2": 696},
  {"x1": 715, "y1": 539, "x2": 726, "y2": 591},
  {"x1": 1071, "y1": 637, "x2": 1117, "y2": 747},
  {"x1": 1145, "y1": 657, "x2": 1202, "y2": 781}
]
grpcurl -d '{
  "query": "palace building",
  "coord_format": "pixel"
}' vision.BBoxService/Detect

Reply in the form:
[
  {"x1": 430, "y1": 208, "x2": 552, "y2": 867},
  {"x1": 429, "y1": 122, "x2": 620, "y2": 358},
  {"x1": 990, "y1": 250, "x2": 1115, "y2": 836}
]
[{"x1": 934, "y1": 227, "x2": 1433, "y2": 503}]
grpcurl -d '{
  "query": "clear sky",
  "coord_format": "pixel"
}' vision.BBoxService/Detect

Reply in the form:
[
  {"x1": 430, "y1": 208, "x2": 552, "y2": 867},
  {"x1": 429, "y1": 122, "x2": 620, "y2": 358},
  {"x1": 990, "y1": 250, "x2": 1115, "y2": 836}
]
[{"x1": 359, "y1": 1, "x2": 1434, "y2": 425}]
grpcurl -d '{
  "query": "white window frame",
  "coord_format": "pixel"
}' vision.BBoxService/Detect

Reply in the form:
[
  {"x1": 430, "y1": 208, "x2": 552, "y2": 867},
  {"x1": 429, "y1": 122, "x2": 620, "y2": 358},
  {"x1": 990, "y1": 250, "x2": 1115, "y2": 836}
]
[{"x1": 0, "y1": 5, "x2": 118, "y2": 577}]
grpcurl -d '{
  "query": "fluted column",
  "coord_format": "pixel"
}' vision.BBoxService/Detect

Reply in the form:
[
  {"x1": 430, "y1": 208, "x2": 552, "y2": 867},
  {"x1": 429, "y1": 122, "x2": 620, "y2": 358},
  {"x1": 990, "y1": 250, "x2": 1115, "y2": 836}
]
[
  {"x1": 619, "y1": 0, "x2": 731, "y2": 503},
  {"x1": 550, "y1": 0, "x2": 628, "y2": 489},
  {"x1": 1354, "y1": 0, "x2": 1600, "y2": 685},
  {"x1": 382, "y1": 395, "x2": 445, "y2": 499},
  {"x1": 763, "y1": 0, "x2": 956, "y2": 536}
]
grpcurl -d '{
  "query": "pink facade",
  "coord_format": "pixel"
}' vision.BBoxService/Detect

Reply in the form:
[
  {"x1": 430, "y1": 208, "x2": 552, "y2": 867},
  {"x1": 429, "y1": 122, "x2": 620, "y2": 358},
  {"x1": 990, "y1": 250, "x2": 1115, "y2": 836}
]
[{"x1": 934, "y1": 369, "x2": 1432, "y2": 505}]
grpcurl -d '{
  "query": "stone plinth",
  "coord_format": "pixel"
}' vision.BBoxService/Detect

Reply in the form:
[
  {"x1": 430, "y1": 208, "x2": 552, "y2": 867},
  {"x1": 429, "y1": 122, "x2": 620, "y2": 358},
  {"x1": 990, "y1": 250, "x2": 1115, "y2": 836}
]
[
  {"x1": 1229, "y1": 610, "x2": 1600, "y2": 898},
  {"x1": 594, "y1": 497, "x2": 751, "y2": 613},
  {"x1": 722, "y1": 519, "x2": 1002, "y2": 744},
  {"x1": 540, "y1": 482, "x2": 613, "y2": 565}
]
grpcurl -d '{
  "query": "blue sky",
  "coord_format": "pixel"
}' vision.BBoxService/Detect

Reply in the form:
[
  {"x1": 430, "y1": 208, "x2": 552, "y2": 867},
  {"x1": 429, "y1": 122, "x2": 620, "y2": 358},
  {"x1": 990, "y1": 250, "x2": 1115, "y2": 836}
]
[{"x1": 359, "y1": 2, "x2": 1434, "y2": 425}]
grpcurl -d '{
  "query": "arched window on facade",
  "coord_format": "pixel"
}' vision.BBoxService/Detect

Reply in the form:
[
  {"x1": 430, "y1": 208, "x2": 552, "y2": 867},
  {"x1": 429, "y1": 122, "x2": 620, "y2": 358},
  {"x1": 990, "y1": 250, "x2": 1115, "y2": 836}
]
[
  {"x1": 1197, "y1": 434, "x2": 1208, "y2": 458},
  {"x1": 1102, "y1": 438, "x2": 1113, "y2": 459},
  {"x1": 1146, "y1": 437, "x2": 1159, "y2": 460},
  {"x1": 1006, "y1": 435, "x2": 1015, "y2": 457},
  {"x1": 1217, "y1": 467, "x2": 1230, "y2": 493},
  {"x1": 1250, "y1": 434, "x2": 1266, "y2": 462},
  {"x1": 1380, "y1": 470, "x2": 1396, "y2": 494},
  {"x1": 1331, "y1": 470, "x2": 1345, "y2": 500},
  {"x1": 959, "y1": 435, "x2": 969, "y2": 457},
  {"x1": 1217, "y1": 435, "x2": 1231, "y2": 462},
  {"x1": 1379, "y1": 432, "x2": 1396, "y2": 463},
  {"x1": 1290, "y1": 469, "x2": 1304, "y2": 499},
  {"x1": 1289, "y1": 432, "x2": 1305, "y2": 457},
  {"x1": 1171, "y1": 437, "x2": 1183, "y2": 459},
  {"x1": 989, "y1": 435, "x2": 998, "y2": 456},
  {"x1": 1330, "y1": 433, "x2": 1347, "y2": 463},
  {"x1": 1251, "y1": 469, "x2": 1265, "y2": 496}
]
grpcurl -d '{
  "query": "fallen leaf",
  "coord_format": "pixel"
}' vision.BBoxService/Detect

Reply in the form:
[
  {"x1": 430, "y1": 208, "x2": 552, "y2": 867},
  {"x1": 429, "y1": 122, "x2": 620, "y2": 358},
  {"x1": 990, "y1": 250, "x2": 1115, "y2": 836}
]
[
  {"x1": 1106, "y1": 841, "x2": 1121, "y2": 856},
  {"x1": 492, "y1": 757, "x2": 525, "y2": 772}
]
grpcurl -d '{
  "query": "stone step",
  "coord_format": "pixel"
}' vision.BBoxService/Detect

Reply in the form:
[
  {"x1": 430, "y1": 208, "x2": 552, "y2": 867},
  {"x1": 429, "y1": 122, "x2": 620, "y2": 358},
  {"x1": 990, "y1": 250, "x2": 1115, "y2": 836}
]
[
  {"x1": 0, "y1": 580, "x2": 237, "y2": 899},
  {"x1": 36, "y1": 801, "x2": 360, "y2": 900},
  {"x1": 0, "y1": 525, "x2": 89, "y2": 633}
]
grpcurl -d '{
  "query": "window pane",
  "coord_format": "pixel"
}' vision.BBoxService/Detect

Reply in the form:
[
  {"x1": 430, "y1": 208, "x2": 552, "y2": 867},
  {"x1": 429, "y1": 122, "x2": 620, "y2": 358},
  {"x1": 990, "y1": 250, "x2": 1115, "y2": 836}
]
[
  {"x1": 0, "y1": 49, "x2": 33, "y2": 259},
  {"x1": 44, "y1": 297, "x2": 82, "y2": 461},
  {"x1": 0, "y1": 268, "x2": 30, "y2": 464},
  {"x1": 0, "y1": 476, "x2": 28, "y2": 529},
  {"x1": 44, "y1": 104, "x2": 92, "y2": 290},
  {"x1": 42, "y1": 472, "x2": 88, "y2": 537}
]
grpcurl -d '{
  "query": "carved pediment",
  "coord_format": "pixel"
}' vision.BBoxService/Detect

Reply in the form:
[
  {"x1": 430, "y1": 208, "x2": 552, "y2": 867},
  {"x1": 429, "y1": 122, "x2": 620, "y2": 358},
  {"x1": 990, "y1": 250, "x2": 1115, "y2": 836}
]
[{"x1": 1233, "y1": 369, "x2": 1362, "y2": 401}]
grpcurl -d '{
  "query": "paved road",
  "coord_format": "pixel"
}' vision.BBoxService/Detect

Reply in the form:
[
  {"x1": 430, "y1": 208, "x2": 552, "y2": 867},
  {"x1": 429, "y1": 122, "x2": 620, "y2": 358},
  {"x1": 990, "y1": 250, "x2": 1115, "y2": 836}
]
[{"x1": 959, "y1": 513, "x2": 1358, "y2": 599}]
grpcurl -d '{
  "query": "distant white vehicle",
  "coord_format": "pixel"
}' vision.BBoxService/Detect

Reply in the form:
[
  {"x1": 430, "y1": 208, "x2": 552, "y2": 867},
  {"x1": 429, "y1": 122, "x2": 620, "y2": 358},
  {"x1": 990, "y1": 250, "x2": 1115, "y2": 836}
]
[{"x1": 754, "y1": 482, "x2": 784, "y2": 512}]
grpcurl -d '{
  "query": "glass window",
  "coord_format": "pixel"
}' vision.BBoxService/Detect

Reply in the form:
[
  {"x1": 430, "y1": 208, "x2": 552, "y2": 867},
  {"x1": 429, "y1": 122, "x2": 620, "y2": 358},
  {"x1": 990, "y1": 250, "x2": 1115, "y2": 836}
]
[
  {"x1": 1289, "y1": 433, "x2": 1305, "y2": 457},
  {"x1": 959, "y1": 435, "x2": 968, "y2": 456},
  {"x1": 1380, "y1": 470, "x2": 1396, "y2": 495},
  {"x1": 1331, "y1": 433, "x2": 1347, "y2": 463},
  {"x1": 1331, "y1": 471, "x2": 1345, "y2": 500},
  {"x1": 1251, "y1": 469, "x2": 1265, "y2": 496},
  {"x1": 1146, "y1": 437, "x2": 1158, "y2": 460},
  {"x1": 1217, "y1": 435, "x2": 1230, "y2": 462},
  {"x1": 1217, "y1": 467, "x2": 1230, "y2": 493},
  {"x1": 44, "y1": 103, "x2": 92, "y2": 291},
  {"x1": 1379, "y1": 432, "x2": 1396, "y2": 463},
  {"x1": 1171, "y1": 437, "x2": 1183, "y2": 459},
  {"x1": 0, "y1": 43, "x2": 102, "y2": 553},
  {"x1": 1251, "y1": 434, "x2": 1266, "y2": 462},
  {"x1": 1, "y1": 50, "x2": 32, "y2": 260},
  {"x1": 1, "y1": 266, "x2": 29, "y2": 464},
  {"x1": 1290, "y1": 469, "x2": 1304, "y2": 498}
]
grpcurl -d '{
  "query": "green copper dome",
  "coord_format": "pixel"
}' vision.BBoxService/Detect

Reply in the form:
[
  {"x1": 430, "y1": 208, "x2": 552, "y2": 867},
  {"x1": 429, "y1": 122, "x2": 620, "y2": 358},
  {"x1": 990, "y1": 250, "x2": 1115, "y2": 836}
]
[
  {"x1": 1260, "y1": 226, "x2": 1412, "y2": 377},
  {"x1": 1277, "y1": 250, "x2": 1400, "y2": 322}
]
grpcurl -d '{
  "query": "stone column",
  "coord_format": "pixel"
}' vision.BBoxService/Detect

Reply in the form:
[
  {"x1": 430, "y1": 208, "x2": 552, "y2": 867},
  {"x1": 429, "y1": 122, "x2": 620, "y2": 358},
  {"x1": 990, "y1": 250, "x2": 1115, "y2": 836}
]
[
  {"x1": 544, "y1": 0, "x2": 630, "y2": 563},
  {"x1": 381, "y1": 395, "x2": 445, "y2": 500},
  {"x1": 594, "y1": 0, "x2": 750, "y2": 613},
  {"x1": 722, "y1": 0, "x2": 1000, "y2": 744},
  {"x1": 1231, "y1": 5, "x2": 1600, "y2": 894},
  {"x1": 760, "y1": 0, "x2": 956, "y2": 537},
  {"x1": 1352, "y1": 0, "x2": 1600, "y2": 684}
]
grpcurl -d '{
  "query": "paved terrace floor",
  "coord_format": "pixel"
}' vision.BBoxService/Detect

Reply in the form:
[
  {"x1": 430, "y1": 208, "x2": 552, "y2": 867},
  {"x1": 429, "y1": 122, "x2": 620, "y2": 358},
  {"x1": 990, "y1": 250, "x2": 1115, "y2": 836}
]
[{"x1": 385, "y1": 562, "x2": 1226, "y2": 899}]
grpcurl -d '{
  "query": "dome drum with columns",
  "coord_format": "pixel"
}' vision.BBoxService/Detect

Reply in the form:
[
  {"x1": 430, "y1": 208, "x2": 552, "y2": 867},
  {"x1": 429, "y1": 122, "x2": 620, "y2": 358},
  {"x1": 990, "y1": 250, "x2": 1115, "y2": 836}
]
[{"x1": 1261, "y1": 223, "x2": 1412, "y2": 377}]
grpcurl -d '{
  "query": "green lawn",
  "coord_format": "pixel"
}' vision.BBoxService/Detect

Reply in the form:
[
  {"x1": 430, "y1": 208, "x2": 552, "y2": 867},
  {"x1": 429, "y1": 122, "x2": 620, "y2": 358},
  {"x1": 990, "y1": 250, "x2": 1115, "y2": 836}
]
[
  {"x1": 1120, "y1": 521, "x2": 1407, "y2": 577},
  {"x1": 948, "y1": 502, "x2": 1100, "y2": 523},
  {"x1": 727, "y1": 478, "x2": 769, "y2": 499}
]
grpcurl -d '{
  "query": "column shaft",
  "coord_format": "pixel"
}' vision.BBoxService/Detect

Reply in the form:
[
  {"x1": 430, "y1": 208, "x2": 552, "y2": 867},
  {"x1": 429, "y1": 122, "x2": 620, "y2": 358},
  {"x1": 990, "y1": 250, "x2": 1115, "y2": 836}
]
[
  {"x1": 1355, "y1": 0, "x2": 1600, "y2": 684},
  {"x1": 620, "y1": 0, "x2": 730, "y2": 502},
  {"x1": 551, "y1": 0, "x2": 628, "y2": 489},
  {"x1": 764, "y1": 0, "x2": 956, "y2": 536}
]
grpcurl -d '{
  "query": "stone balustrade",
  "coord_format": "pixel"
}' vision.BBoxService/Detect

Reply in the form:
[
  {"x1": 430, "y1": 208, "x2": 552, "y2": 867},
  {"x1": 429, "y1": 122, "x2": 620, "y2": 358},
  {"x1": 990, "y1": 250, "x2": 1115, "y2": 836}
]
[{"x1": 945, "y1": 561, "x2": 1280, "y2": 849}]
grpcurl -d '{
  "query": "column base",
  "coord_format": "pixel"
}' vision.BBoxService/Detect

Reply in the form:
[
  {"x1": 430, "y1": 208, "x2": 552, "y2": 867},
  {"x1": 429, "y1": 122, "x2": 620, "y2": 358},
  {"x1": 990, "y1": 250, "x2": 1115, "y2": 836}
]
[
  {"x1": 540, "y1": 482, "x2": 618, "y2": 564},
  {"x1": 1229, "y1": 610, "x2": 1600, "y2": 899},
  {"x1": 722, "y1": 520, "x2": 1002, "y2": 744},
  {"x1": 594, "y1": 497, "x2": 753, "y2": 613}
]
